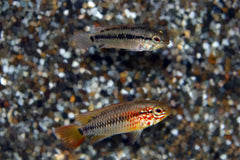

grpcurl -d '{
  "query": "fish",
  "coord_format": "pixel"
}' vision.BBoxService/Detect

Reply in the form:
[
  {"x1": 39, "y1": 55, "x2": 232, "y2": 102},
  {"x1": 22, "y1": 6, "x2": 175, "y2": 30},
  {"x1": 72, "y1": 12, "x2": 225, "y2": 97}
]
[
  {"x1": 54, "y1": 100, "x2": 172, "y2": 149},
  {"x1": 70, "y1": 25, "x2": 170, "y2": 51}
]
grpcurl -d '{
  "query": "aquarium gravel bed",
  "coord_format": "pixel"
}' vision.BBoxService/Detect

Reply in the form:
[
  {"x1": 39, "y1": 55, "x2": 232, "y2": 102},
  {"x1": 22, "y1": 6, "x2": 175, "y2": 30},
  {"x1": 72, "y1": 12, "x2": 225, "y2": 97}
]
[{"x1": 0, "y1": 0, "x2": 240, "y2": 159}]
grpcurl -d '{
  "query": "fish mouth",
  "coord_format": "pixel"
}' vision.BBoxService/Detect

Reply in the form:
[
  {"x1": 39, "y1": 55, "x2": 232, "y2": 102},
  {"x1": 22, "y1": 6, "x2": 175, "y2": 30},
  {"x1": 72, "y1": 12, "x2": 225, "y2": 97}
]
[{"x1": 165, "y1": 107, "x2": 172, "y2": 117}]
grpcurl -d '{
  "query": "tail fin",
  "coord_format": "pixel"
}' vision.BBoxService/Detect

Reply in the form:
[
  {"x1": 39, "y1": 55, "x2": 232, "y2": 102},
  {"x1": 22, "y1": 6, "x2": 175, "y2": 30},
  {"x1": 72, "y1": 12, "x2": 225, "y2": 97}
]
[
  {"x1": 69, "y1": 33, "x2": 92, "y2": 50},
  {"x1": 55, "y1": 125, "x2": 85, "y2": 149}
]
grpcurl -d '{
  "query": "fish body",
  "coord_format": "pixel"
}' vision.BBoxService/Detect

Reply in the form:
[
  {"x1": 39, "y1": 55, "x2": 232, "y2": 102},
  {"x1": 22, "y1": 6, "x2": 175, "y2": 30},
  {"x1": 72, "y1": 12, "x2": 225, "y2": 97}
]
[
  {"x1": 70, "y1": 25, "x2": 170, "y2": 51},
  {"x1": 55, "y1": 100, "x2": 172, "y2": 149}
]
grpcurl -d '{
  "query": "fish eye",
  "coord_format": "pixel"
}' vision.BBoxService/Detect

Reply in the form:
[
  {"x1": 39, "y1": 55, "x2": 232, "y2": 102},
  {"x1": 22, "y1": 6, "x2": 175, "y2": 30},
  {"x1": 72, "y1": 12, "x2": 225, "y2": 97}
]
[
  {"x1": 153, "y1": 36, "x2": 161, "y2": 42},
  {"x1": 153, "y1": 106, "x2": 162, "y2": 115}
]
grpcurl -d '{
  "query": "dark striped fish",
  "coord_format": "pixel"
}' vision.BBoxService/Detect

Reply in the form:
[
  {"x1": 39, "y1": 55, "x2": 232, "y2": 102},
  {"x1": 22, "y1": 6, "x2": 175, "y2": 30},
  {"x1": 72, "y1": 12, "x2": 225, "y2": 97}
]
[
  {"x1": 70, "y1": 25, "x2": 170, "y2": 51},
  {"x1": 54, "y1": 100, "x2": 172, "y2": 149}
]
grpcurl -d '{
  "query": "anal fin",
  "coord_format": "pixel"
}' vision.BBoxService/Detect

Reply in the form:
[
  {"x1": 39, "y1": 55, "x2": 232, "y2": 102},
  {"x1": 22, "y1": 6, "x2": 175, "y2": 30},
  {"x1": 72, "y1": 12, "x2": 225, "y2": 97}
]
[{"x1": 90, "y1": 135, "x2": 111, "y2": 144}]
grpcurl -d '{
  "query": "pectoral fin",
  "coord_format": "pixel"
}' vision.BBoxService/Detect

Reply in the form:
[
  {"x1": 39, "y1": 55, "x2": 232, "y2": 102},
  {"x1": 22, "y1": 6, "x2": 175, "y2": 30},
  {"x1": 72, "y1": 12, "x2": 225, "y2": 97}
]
[{"x1": 128, "y1": 130, "x2": 143, "y2": 144}]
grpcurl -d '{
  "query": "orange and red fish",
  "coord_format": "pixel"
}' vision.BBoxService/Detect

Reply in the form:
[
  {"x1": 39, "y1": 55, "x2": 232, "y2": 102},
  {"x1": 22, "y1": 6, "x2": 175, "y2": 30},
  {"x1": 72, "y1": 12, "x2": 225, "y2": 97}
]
[
  {"x1": 70, "y1": 25, "x2": 170, "y2": 51},
  {"x1": 55, "y1": 100, "x2": 172, "y2": 149}
]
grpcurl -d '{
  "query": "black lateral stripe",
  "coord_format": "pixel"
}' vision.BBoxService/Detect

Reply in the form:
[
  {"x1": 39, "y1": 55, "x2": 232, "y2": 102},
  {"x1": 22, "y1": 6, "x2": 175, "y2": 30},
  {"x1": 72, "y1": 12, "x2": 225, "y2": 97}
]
[{"x1": 94, "y1": 34, "x2": 152, "y2": 41}]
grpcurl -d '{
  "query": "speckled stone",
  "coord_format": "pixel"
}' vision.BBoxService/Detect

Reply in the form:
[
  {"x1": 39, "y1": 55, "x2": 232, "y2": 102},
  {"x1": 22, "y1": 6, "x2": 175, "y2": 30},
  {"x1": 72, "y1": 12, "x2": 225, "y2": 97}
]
[{"x1": 0, "y1": 0, "x2": 240, "y2": 159}]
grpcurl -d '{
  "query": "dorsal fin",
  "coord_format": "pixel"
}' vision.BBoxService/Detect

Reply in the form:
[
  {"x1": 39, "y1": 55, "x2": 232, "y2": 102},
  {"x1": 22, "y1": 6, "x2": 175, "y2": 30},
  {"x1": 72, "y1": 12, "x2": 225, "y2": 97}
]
[
  {"x1": 75, "y1": 111, "x2": 98, "y2": 125},
  {"x1": 75, "y1": 103, "x2": 122, "y2": 125}
]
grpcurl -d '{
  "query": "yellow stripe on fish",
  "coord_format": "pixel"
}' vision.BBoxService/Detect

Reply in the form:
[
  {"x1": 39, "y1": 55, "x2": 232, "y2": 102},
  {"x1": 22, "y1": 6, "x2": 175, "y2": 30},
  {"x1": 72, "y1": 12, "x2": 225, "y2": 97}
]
[
  {"x1": 70, "y1": 25, "x2": 170, "y2": 51},
  {"x1": 54, "y1": 100, "x2": 172, "y2": 149}
]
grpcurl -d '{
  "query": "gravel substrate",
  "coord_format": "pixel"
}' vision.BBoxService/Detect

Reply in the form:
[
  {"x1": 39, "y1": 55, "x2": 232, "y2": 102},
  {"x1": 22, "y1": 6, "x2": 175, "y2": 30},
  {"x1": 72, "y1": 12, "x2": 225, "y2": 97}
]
[{"x1": 0, "y1": 0, "x2": 240, "y2": 159}]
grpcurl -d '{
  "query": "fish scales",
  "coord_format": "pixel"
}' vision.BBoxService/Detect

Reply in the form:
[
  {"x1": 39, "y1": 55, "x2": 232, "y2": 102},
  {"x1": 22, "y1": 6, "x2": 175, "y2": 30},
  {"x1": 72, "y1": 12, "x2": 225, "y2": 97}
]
[
  {"x1": 82, "y1": 103, "x2": 142, "y2": 135},
  {"x1": 70, "y1": 25, "x2": 170, "y2": 51},
  {"x1": 91, "y1": 27, "x2": 153, "y2": 44},
  {"x1": 55, "y1": 100, "x2": 172, "y2": 149}
]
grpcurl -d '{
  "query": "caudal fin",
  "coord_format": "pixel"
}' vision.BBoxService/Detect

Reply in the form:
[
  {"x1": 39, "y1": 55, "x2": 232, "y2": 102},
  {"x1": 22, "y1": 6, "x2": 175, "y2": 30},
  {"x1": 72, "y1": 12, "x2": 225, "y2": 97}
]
[
  {"x1": 69, "y1": 33, "x2": 92, "y2": 50},
  {"x1": 55, "y1": 125, "x2": 85, "y2": 149}
]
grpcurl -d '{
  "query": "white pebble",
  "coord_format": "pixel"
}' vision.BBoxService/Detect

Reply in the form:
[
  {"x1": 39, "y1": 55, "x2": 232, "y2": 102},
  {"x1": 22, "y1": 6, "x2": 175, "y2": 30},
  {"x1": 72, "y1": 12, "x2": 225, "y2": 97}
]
[
  {"x1": 196, "y1": 53, "x2": 201, "y2": 59},
  {"x1": 63, "y1": 10, "x2": 69, "y2": 16},
  {"x1": 215, "y1": 23, "x2": 221, "y2": 29},
  {"x1": 194, "y1": 144, "x2": 200, "y2": 150},
  {"x1": 208, "y1": 123, "x2": 215, "y2": 132},
  {"x1": 167, "y1": 40, "x2": 173, "y2": 48},
  {"x1": 221, "y1": 38, "x2": 229, "y2": 46},
  {"x1": 38, "y1": 41, "x2": 44, "y2": 47},
  {"x1": 87, "y1": 8, "x2": 103, "y2": 19},
  {"x1": 68, "y1": 112, "x2": 75, "y2": 119},
  {"x1": 189, "y1": 11, "x2": 195, "y2": 19},
  {"x1": 13, "y1": 1, "x2": 21, "y2": 7},
  {"x1": 120, "y1": 89, "x2": 129, "y2": 95},
  {"x1": 193, "y1": 114, "x2": 200, "y2": 121},
  {"x1": 88, "y1": 1, "x2": 95, "y2": 8},
  {"x1": 18, "y1": 98, "x2": 24, "y2": 106},
  {"x1": 72, "y1": 61, "x2": 79, "y2": 68},
  {"x1": 204, "y1": 113, "x2": 209, "y2": 121},
  {"x1": 212, "y1": 41, "x2": 220, "y2": 48},
  {"x1": 99, "y1": 76, "x2": 105, "y2": 82},
  {"x1": 220, "y1": 154, "x2": 227, "y2": 160},
  {"x1": 237, "y1": 104, "x2": 240, "y2": 110},
  {"x1": 79, "y1": 67, "x2": 86, "y2": 73},
  {"x1": 0, "y1": 77, "x2": 7, "y2": 86},
  {"x1": 228, "y1": 99, "x2": 234, "y2": 106},
  {"x1": 124, "y1": 9, "x2": 137, "y2": 19},
  {"x1": 59, "y1": 48, "x2": 65, "y2": 55},
  {"x1": 59, "y1": 48, "x2": 71, "y2": 59},
  {"x1": 171, "y1": 129, "x2": 179, "y2": 136},
  {"x1": 56, "y1": 104, "x2": 65, "y2": 112},
  {"x1": 226, "y1": 139, "x2": 232, "y2": 145},
  {"x1": 58, "y1": 72, "x2": 65, "y2": 78},
  {"x1": 202, "y1": 42, "x2": 210, "y2": 50},
  {"x1": 96, "y1": 102, "x2": 103, "y2": 109},
  {"x1": 177, "y1": 114, "x2": 183, "y2": 120},
  {"x1": 237, "y1": 116, "x2": 240, "y2": 124},
  {"x1": 202, "y1": 42, "x2": 211, "y2": 57},
  {"x1": 107, "y1": 80, "x2": 114, "y2": 87}
]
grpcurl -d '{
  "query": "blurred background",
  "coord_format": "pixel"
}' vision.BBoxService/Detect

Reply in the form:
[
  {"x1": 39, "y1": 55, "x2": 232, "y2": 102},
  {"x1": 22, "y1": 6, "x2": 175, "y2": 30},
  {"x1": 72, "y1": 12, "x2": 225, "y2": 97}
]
[{"x1": 0, "y1": 0, "x2": 239, "y2": 159}]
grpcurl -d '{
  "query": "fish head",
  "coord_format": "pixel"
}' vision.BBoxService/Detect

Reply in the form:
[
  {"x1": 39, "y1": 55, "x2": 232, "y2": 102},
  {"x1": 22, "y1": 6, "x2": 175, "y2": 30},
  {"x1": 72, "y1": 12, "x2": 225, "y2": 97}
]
[
  {"x1": 151, "y1": 103, "x2": 172, "y2": 125},
  {"x1": 148, "y1": 30, "x2": 170, "y2": 51},
  {"x1": 139, "y1": 101, "x2": 172, "y2": 128}
]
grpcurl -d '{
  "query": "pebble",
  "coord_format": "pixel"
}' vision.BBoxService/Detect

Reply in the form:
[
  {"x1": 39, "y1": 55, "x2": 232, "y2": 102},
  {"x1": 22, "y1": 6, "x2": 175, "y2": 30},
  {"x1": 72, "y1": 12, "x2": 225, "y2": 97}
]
[
  {"x1": 88, "y1": 1, "x2": 96, "y2": 8},
  {"x1": 72, "y1": 60, "x2": 80, "y2": 68},
  {"x1": 220, "y1": 154, "x2": 227, "y2": 160},
  {"x1": 107, "y1": 80, "x2": 114, "y2": 87},
  {"x1": 58, "y1": 72, "x2": 65, "y2": 78},
  {"x1": 120, "y1": 88, "x2": 129, "y2": 95},
  {"x1": 171, "y1": 129, "x2": 179, "y2": 136},
  {"x1": 12, "y1": 1, "x2": 21, "y2": 7},
  {"x1": 68, "y1": 112, "x2": 75, "y2": 119},
  {"x1": 212, "y1": 41, "x2": 220, "y2": 48},
  {"x1": 124, "y1": 9, "x2": 137, "y2": 19},
  {"x1": 1, "y1": 1, "x2": 239, "y2": 160},
  {"x1": 0, "y1": 77, "x2": 7, "y2": 86},
  {"x1": 56, "y1": 104, "x2": 65, "y2": 112},
  {"x1": 194, "y1": 144, "x2": 200, "y2": 150},
  {"x1": 87, "y1": 8, "x2": 103, "y2": 19},
  {"x1": 59, "y1": 48, "x2": 71, "y2": 59},
  {"x1": 202, "y1": 42, "x2": 211, "y2": 57},
  {"x1": 63, "y1": 10, "x2": 69, "y2": 16},
  {"x1": 237, "y1": 116, "x2": 240, "y2": 124}
]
